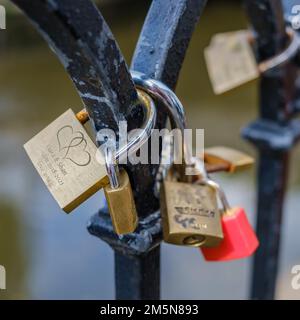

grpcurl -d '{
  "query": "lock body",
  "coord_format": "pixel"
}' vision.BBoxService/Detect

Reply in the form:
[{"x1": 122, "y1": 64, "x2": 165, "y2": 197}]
[
  {"x1": 201, "y1": 207, "x2": 259, "y2": 261},
  {"x1": 160, "y1": 179, "x2": 223, "y2": 247},
  {"x1": 24, "y1": 109, "x2": 108, "y2": 212},
  {"x1": 104, "y1": 169, "x2": 138, "y2": 235},
  {"x1": 204, "y1": 146, "x2": 254, "y2": 173}
]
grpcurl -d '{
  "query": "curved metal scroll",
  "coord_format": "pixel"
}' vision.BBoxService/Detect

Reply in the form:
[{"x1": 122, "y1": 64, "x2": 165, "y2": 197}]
[{"x1": 11, "y1": 0, "x2": 139, "y2": 132}]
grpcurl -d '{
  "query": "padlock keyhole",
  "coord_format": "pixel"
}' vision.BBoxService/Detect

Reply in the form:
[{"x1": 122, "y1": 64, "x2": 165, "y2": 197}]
[{"x1": 183, "y1": 235, "x2": 206, "y2": 247}]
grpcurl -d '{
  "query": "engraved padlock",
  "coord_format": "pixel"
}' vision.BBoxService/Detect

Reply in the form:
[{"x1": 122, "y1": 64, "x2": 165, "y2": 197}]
[
  {"x1": 24, "y1": 89, "x2": 156, "y2": 213},
  {"x1": 160, "y1": 166, "x2": 224, "y2": 247},
  {"x1": 200, "y1": 179, "x2": 259, "y2": 261},
  {"x1": 103, "y1": 147, "x2": 138, "y2": 235},
  {"x1": 204, "y1": 146, "x2": 254, "y2": 173},
  {"x1": 133, "y1": 72, "x2": 223, "y2": 247}
]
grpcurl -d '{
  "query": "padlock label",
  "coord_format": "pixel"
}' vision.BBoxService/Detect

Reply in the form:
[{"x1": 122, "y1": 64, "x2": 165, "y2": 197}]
[{"x1": 24, "y1": 109, "x2": 108, "y2": 212}]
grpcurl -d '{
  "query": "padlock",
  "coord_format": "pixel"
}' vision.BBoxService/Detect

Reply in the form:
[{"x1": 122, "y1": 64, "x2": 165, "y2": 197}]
[
  {"x1": 103, "y1": 147, "x2": 138, "y2": 235},
  {"x1": 133, "y1": 72, "x2": 223, "y2": 247},
  {"x1": 205, "y1": 28, "x2": 299, "y2": 95},
  {"x1": 200, "y1": 179, "x2": 259, "y2": 261},
  {"x1": 160, "y1": 166, "x2": 224, "y2": 247},
  {"x1": 204, "y1": 146, "x2": 254, "y2": 173},
  {"x1": 24, "y1": 89, "x2": 156, "y2": 213}
]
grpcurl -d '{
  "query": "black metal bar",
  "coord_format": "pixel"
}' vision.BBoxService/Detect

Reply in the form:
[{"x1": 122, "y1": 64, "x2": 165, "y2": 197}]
[
  {"x1": 112, "y1": 0, "x2": 207, "y2": 300},
  {"x1": 113, "y1": 0, "x2": 207, "y2": 300},
  {"x1": 128, "y1": 0, "x2": 208, "y2": 217},
  {"x1": 10, "y1": 0, "x2": 139, "y2": 132},
  {"x1": 89, "y1": 0, "x2": 208, "y2": 299},
  {"x1": 253, "y1": 150, "x2": 289, "y2": 299},
  {"x1": 115, "y1": 247, "x2": 160, "y2": 300},
  {"x1": 242, "y1": 0, "x2": 300, "y2": 300},
  {"x1": 132, "y1": 0, "x2": 208, "y2": 90},
  {"x1": 89, "y1": 0, "x2": 207, "y2": 300}
]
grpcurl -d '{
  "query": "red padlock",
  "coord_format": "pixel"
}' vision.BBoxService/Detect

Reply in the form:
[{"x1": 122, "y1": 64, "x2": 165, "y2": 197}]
[{"x1": 200, "y1": 180, "x2": 259, "y2": 261}]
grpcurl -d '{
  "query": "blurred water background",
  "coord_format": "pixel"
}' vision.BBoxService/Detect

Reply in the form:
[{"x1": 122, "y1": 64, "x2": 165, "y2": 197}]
[{"x1": 0, "y1": 0, "x2": 299, "y2": 299}]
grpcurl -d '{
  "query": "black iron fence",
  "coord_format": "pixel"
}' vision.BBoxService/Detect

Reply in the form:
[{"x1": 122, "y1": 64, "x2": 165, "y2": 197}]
[{"x1": 9, "y1": 0, "x2": 300, "y2": 300}]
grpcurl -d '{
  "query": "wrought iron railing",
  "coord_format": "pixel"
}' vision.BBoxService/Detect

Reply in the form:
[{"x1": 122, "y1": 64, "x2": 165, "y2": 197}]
[{"x1": 10, "y1": 0, "x2": 300, "y2": 300}]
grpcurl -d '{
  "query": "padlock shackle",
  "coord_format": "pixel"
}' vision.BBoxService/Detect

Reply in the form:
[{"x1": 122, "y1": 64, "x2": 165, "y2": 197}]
[
  {"x1": 200, "y1": 178, "x2": 231, "y2": 214},
  {"x1": 257, "y1": 27, "x2": 300, "y2": 73},
  {"x1": 82, "y1": 89, "x2": 157, "y2": 167},
  {"x1": 131, "y1": 71, "x2": 205, "y2": 179},
  {"x1": 76, "y1": 90, "x2": 156, "y2": 166},
  {"x1": 77, "y1": 72, "x2": 206, "y2": 179},
  {"x1": 231, "y1": 27, "x2": 300, "y2": 74},
  {"x1": 115, "y1": 89, "x2": 157, "y2": 165},
  {"x1": 104, "y1": 147, "x2": 120, "y2": 189},
  {"x1": 132, "y1": 71, "x2": 187, "y2": 132}
]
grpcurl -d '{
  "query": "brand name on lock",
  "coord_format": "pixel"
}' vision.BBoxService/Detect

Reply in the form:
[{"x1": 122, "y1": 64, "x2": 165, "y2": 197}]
[
  {"x1": 168, "y1": 185, "x2": 217, "y2": 231},
  {"x1": 171, "y1": 190, "x2": 216, "y2": 231}
]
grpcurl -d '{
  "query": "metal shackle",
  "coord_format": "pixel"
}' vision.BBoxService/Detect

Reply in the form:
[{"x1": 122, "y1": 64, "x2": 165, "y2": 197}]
[
  {"x1": 104, "y1": 146, "x2": 120, "y2": 189},
  {"x1": 114, "y1": 89, "x2": 157, "y2": 165},
  {"x1": 257, "y1": 27, "x2": 300, "y2": 73},
  {"x1": 92, "y1": 89, "x2": 157, "y2": 167},
  {"x1": 131, "y1": 71, "x2": 206, "y2": 179},
  {"x1": 199, "y1": 178, "x2": 231, "y2": 214}
]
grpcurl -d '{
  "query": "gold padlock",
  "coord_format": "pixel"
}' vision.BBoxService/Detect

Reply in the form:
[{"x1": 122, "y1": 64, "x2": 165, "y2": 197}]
[
  {"x1": 103, "y1": 147, "x2": 138, "y2": 235},
  {"x1": 204, "y1": 146, "x2": 254, "y2": 173},
  {"x1": 24, "y1": 108, "x2": 109, "y2": 213},
  {"x1": 23, "y1": 90, "x2": 156, "y2": 214},
  {"x1": 160, "y1": 166, "x2": 223, "y2": 247}
]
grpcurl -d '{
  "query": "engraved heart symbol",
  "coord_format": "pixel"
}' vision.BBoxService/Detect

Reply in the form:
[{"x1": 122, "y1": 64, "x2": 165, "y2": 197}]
[{"x1": 56, "y1": 125, "x2": 91, "y2": 167}]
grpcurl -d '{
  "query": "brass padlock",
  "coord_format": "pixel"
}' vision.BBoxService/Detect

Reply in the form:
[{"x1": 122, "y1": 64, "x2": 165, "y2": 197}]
[
  {"x1": 24, "y1": 108, "x2": 109, "y2": 213},
  {"x1": 132, "y1": 73, "x2": 223, "y2": 247},
  {"x1": 204, "y1": 146, "x2": 254, "y2": 173},
  {"x1": 103, "y1": 147, "x2": 138, "y2": 235},
  {"x1": 160, "y1": 167, "x2": 224, "y2": 247},
  {"x1": 24, "y1": 90, "x2": 156, "y2": 213}
]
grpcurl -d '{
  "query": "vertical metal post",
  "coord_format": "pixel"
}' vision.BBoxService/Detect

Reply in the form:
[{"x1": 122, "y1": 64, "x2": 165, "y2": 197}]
[
  {"x1": 113, "y1": 0, "x2": 207, "y2": 300},
  {"x1": 115, "y1": 248, "x2": 160, "y2": 300},
  {"x1": 243, "y1": 0, "x2": 300, "y2": 299},
  {"x1": 252, "y1": 150, "x2": 289, "y2": 298}
]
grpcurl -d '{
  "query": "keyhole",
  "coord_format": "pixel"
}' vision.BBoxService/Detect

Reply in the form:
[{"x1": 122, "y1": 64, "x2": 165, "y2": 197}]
[{"x1": 183, "y1": 235, "x2": 206, "y2": 247}]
